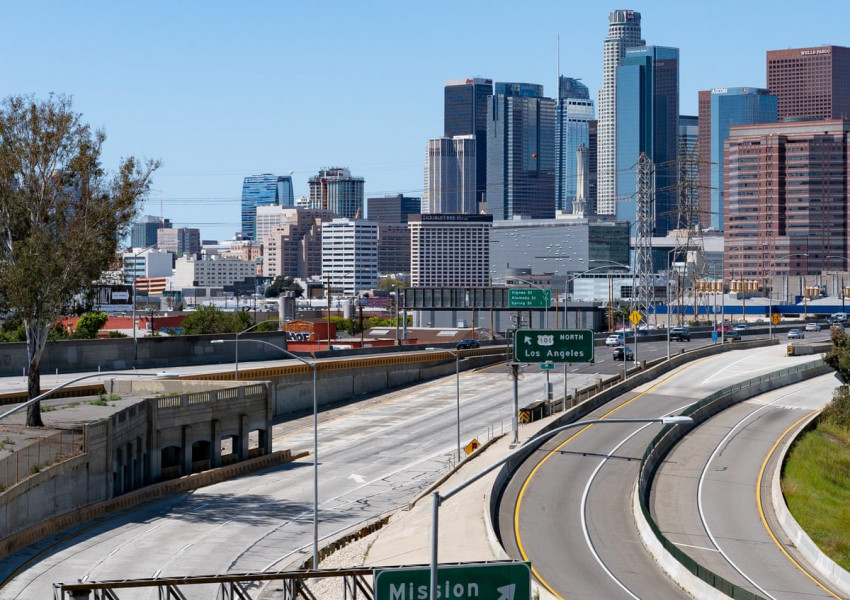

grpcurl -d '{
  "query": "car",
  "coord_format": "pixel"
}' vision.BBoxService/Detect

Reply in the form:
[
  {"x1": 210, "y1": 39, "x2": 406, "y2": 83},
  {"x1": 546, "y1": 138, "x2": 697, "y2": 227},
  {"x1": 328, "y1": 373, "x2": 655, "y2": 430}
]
[
  {"x1": 613, "y1": 345, "x2": 634, "y2": 361},
  {"x1": 804, "y1": 322, "x2": 821, "y2": 332},
  {"x1": 605, "y1": 334, "x2": 625, "y2": 347},
  {"x1": 787, "y1": 328, "x2": 805, "y2": 339},
  {"x1": 733, "y1": 323, "x2": 749, "y2": 331},
  {"x1": 716, "y1": 323, "x2": 734, "y2": 332},
  {"x1": 455, "y1": 339, "x2": 480, "y2": 350},
  {"x1": 722, "y1": 329, "x2": 742, "y2": 341},
  {"x1": 669, "y1": 326, "x2": 690, "y2": 341}
]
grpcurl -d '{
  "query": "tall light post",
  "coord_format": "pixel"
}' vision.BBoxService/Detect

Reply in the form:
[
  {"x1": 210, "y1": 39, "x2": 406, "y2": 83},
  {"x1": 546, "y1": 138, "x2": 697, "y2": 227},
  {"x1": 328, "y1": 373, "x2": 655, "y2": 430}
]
[
  {"x1": 224, "y1": 318, "x2": 281, "y2": 381},
  {"x1": 427, "y1": 415, "x2": 694, "y2": 600},
  {"x1": 426, "y1": 348, "x2": 462, "y2": 462},
  {"x1": 588, "y1": 260, "x2": 633, "y2": 375},
  {"x1": 769, "y1": 253, "x2": 808, "y2": 339},
  {"x1": 124, "y1": 245, "x2": 160, "y2": 361},
  {"x1": 211, "y1": 337, "x2": 319, "y2": 569}
]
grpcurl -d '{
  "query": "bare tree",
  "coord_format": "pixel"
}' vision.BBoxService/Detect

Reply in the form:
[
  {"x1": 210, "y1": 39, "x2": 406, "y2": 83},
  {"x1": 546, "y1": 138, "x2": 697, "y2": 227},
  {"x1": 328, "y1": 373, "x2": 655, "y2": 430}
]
[{"x1": 0, "y1": 94, "x2": 159, "y2": 426}]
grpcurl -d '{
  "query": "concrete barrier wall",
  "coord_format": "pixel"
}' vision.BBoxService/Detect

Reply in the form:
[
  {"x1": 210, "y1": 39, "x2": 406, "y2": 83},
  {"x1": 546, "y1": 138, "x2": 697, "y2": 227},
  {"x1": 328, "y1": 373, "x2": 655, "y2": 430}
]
[{"x1": 0, "y1": 449, "x2": 302, "y2": 560}]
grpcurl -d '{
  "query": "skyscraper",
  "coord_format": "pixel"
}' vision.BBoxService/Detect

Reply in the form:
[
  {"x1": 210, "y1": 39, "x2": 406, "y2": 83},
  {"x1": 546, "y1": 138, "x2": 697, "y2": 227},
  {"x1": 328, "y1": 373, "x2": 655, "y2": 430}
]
[
  {"x1": 408, "y1": 214, "x2": 492, "y2": 287},
  {"x1": 322, "y1": 218, "x2": 378, "y2": 296},
  {"x1": 766, "y1": 46, "x2": 850, "y2": 121},
  {"x1": 131, "y1": 215, "x2": 171, "y2": 248},
  {"x1": 423, "y1": 136, "x2": 477, "y2": 214},
  {"x1": 240, "y1": 174, "x2": 295, "y2": 241},
  {"x1": 485, "y1": 82, "x2": 556, "y2": 220},
  {"x1": 444, "y1": 78, "x2": 493, "y2": 207},
  {"x1": 365, "y1": 194, "x2": 422, "y2": 223},
  {"x1": 615, "y1": 45, "x2": 679, "y2": 236},
  {"x1": 555, "y1": 77, "x2": 595, "y2": 213},
  {"x1": 724, "y1": 119, "x2": 850, "y2": 285},
  {"x1": 307, "y1": 167, "x2": 365, "y2": 219},
  {"x1": 597, "y1": 9, "x2": 644, "y2": 216},
  {"x1": 697, "y1": 88, "x2": 777, "y2": 230}
]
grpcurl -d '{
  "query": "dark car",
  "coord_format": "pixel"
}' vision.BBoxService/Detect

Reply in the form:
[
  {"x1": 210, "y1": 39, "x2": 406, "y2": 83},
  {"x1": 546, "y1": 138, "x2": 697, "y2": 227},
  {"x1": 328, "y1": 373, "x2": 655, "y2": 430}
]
[
  {"x1": 456, "y1": 339, "x2": 480, "y2": 350},
  {"x1": 721, "y1": 328, "x2": 742, "y2": 341},
  {"x1": 613, "y1": 345, "x2": 634, "y2": 361},
  {"x1": 669, "y1": 326, "x2": 690, "y2": 341}
]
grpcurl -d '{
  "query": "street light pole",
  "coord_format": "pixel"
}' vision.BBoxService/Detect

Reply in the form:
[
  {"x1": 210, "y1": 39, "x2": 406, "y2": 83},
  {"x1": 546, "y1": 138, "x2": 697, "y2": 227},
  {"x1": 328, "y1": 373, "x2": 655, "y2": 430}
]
[
  {"x1": 426, "y1": 348, "x2": 463, "y2": 462},
  {"x1": 428, "y1": 415, "x2": 694, "y2": 600},
  {"x1": 211, "y1": 337, "x2": 319, "y2": 568}
]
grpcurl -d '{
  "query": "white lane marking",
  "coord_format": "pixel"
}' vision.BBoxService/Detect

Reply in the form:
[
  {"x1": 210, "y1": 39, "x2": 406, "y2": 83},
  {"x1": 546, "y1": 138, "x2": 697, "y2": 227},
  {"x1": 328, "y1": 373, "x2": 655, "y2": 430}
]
[
  {"x1": 348, "y1": 474, "x2": 366, "y2": 484},
  {"x1": 695, "y1": 380, "x2": 828, "y2": 599},
  {"x1": 580, "y1": 404, "x2": 693, "y2": 599}
]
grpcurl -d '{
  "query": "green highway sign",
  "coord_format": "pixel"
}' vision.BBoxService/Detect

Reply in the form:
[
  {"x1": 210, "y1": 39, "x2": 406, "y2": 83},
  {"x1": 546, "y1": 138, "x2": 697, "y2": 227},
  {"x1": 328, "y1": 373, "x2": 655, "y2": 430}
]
[
  {"x1": 374, "y1": 562, "x2": 531, "y2": 600},
  {"x1": 514, "y1": 329, "x2": 595, "y2": 363},
  {"x1": 508, "y1": 288, "x2": 551, "y2": 309},
  {"x1": 540, "y1": 361, "x2": 554, "y2": 370}
]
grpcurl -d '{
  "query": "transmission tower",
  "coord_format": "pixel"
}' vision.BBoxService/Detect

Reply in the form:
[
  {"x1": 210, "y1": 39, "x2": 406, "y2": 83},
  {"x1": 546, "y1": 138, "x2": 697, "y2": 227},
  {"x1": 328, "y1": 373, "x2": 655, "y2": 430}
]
[
  {"x1": 674, "y1": 136, "x2": 713, "y2": 322},
  {"x1": 634, "y1": 153, "x2": 655, "y2": 320}
]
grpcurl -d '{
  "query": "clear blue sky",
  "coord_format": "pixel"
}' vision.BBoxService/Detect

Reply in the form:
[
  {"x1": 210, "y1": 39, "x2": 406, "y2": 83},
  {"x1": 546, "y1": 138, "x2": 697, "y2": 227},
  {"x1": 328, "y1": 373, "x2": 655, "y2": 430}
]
[{"x1": 3, "y1": 1, "x2": 846, "y2": 241}]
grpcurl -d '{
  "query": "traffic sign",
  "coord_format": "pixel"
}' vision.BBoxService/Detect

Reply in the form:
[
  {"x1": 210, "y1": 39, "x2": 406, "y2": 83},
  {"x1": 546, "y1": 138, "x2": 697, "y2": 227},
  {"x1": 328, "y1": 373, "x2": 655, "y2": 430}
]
[
  {"x1": 629, "y1": 310, "x2": 643, "y2": 325},
  {"x1": 508, "y1": 288, "x2": 551, "y2": 309},
  {"x1": 771, "y1": 312, "x2": 781, "y2": 325},
  {"x1": 513, "y1": 329, "x2": 594, "y2": 363},
  {"x1": 464, "y1": 438, "x2": 480, "y2": 455},
  {"x1": 374, "y1": 562, "x2": 531, "y2": 600},
  {"x1": 540, "y1": 361, "x2": 555, "y2": 370}
]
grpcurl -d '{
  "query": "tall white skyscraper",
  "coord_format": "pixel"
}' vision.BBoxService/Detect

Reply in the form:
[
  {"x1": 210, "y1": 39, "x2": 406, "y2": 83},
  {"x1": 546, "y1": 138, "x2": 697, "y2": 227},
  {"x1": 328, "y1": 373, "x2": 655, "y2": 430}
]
[
  {"x1": 423, "y1": 135, "x2": 477, "y2": 214},
  {"x1": 321, "y1": 218, "x2": 378, "y2": 297},
  {"x1": 597, "y1": 9, "x2": 643, "y2": 216}
]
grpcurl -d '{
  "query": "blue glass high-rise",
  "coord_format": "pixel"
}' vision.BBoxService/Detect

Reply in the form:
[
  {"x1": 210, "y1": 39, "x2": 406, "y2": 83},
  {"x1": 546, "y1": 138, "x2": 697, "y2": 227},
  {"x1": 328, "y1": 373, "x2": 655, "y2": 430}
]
[
  {"x1": 241, "y1": 174, "x2": 295, "y2": 240},
  {"x1": 555, "y1": 77, "x2": 594, "y2": 212},
  {"x1": 709, "y1": 88, "x2": 777, "y2": 230},
  {"x1": 615, "y1": 46, "x2": 679, "y2": 235}
]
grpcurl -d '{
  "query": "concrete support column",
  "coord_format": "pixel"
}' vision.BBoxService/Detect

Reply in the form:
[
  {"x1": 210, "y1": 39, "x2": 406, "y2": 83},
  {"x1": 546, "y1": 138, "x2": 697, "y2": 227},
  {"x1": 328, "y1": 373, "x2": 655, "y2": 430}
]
[
  {"x1": 182, "y1": 424, "x2": 193, "y2": 475},
  {"x1": 211, "y1": 419, "x2": 222, "y2": 468},
  {"x1": 238, "y1": 415, "x2": 250, "y2": 461}
]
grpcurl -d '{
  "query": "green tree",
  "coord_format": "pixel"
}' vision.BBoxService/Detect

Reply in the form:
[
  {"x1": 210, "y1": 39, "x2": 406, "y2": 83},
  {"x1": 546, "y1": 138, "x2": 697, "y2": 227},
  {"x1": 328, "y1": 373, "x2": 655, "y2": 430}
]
[
  {"x1": 265, "y1": 276, "x2": 303, "y2": 298},
  {"x1": 0, "y1": 95, "x2": 159, "y2": 426},
  {"x1": 181, "y1": 305, "x2": 253, "y2": 335},
  {"x1": 73, "y1": 311, "x2": 108, "y2": 339},
  {"x1": 824, "y1": 326, "x2": 850, "y2": 386},
  {"x1": 377, "y1": 277, "x2": 404, "y2": 292}
]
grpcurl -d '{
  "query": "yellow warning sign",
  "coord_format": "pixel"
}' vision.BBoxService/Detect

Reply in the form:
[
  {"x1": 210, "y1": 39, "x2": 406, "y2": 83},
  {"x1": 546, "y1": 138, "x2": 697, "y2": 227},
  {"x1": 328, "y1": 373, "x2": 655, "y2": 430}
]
[
  {"x1": 519, "y1": 410, "x2": 531, "y2": 423},
  {"x1": 465, "y1": 438, "x2": 480, "y2": 455},
  {"x1": 771, "y1": 312, "x2": 781, "y2": 325},
  {"x1": 629, "y1": 310, "x2": 643, "y2": 325}
]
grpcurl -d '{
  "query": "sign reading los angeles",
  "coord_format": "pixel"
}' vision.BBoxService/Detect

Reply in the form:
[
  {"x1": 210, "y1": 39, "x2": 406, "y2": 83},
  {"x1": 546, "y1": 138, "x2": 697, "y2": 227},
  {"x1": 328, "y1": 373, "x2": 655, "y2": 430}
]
[{"x1": 513, "y1": 329, "x2": 594, "y2": 363}]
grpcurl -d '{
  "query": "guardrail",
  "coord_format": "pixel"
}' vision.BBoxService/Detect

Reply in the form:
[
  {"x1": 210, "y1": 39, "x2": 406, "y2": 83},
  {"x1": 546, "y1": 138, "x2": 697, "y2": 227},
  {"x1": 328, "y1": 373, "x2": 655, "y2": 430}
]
[{"x1": 636, "y1": 358, "x2": 829, "y2": 600}]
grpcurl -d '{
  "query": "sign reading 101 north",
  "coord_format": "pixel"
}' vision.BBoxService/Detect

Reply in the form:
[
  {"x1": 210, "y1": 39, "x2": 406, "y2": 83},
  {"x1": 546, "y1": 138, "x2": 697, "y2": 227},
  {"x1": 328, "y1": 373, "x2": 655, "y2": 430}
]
[
  {"x1": 514, "y1": 329, "x2": 594, "y2": 363},
  {"x1": 374, "y1": 562, "x2": 531, "y2": 600}
]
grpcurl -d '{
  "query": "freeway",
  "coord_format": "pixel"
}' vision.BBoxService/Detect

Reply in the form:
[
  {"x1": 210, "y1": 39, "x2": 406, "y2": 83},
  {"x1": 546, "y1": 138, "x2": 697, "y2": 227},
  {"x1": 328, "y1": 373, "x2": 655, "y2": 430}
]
[
  {"x1": 0, "y1": 346, "x2": 639, "y2": 599},
  {"x1": 0, "y1": 328, "x2": 832, "y2": 598},
  {"x1": 653, "y1": 373, "x2": 845, "y2": 599},
  {"x1": 497, "y1": 344, "x2": 832, "y2": 599}
]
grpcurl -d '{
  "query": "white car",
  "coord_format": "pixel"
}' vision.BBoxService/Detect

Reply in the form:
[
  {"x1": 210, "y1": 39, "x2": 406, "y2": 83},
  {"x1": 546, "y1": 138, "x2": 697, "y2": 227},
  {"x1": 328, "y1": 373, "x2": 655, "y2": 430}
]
[{"x1": 605, "y1": 334, "x2": 624, "y2": 347}]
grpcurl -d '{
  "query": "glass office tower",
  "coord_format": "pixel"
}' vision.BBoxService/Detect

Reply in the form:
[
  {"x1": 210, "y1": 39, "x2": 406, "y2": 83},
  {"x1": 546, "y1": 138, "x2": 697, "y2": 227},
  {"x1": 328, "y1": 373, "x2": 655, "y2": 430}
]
[
  {"x1": 240, "y1": 173, "x2": 295, "y2": 240},
  {"x1": 444, "y1": 78, "x2": 493, "y2": 209},
  {"x1": 615, "y1": 45, "x2": 679, "y2": 236},
  {"x1": 485, "y1": 82, "x2": 556, "y2": 220},
  {"x1": 709, "y1": 88, "x2": 777, "y2": 230},
  {"x1": 555, "y1": 77, "x2": 595, "y2": 213}
]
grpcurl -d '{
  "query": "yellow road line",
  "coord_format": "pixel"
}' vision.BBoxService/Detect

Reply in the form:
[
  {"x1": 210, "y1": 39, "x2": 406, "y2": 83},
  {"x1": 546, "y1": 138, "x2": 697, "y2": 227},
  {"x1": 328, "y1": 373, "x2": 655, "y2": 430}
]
[
  {"x1": 757, "y1": 411, "x2": 842, "y2": 599},
  {"x1": 513, "y1": 360, "x2": 704, "y2": 599}
]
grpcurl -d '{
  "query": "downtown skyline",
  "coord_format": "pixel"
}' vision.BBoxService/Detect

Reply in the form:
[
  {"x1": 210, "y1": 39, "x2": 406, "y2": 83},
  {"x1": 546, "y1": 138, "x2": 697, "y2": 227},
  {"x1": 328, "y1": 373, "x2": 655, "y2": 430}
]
[{"x1": 3, "y1": 1, "x2": 848, "y2": 240}]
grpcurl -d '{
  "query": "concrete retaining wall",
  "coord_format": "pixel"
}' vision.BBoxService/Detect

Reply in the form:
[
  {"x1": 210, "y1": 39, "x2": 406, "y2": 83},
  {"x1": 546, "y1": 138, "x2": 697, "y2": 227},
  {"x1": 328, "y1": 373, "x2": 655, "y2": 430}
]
[{"x1": 0, "y1": 449, "x2": 301, "y2": 560}]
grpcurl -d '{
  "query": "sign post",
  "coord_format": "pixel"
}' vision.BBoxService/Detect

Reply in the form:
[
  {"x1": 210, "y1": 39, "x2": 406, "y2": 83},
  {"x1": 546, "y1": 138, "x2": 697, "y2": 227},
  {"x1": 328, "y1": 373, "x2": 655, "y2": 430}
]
[
  {"x1": 513, "y1": 329, "x2": 594, "y2": 364},
  {"x1": 375, "y1": 563, "x2": 531, "y2": 600}
]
